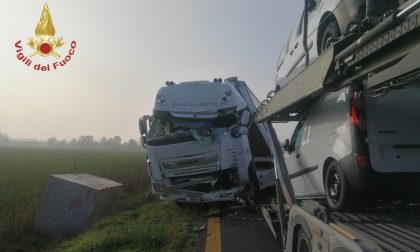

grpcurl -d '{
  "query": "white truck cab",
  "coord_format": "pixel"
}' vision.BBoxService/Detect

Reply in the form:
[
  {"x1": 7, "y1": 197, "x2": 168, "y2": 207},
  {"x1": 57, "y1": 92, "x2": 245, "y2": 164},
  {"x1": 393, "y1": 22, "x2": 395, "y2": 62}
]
[{"x1": 139, "y1": 78, "x2": 275, "y2": 203}]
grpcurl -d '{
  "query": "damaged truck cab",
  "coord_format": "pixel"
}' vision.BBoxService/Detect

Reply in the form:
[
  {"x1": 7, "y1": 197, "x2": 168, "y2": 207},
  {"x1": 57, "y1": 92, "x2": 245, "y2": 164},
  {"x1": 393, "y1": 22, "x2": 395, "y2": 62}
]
[{"x1": 139, "y1": 78, "x2": 274, "y2": 203}]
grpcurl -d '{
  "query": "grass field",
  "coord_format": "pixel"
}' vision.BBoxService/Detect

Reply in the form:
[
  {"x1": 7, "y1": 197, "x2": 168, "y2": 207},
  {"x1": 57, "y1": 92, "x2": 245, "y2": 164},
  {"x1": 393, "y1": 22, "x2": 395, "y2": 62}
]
[
  {"x1": 53, "y1": 201, "x2": 200, "y2": 252},
  {"x1": 0, "y1": 147, "x2": 147, "y2": 241},
  {"x1": 0, "y1": 147, "x2": 201, "y2": 251}
]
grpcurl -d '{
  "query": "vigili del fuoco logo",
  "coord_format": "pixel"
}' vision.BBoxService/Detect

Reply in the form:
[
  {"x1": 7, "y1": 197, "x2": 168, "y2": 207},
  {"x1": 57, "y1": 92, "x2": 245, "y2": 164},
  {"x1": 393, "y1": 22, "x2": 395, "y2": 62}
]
[{"x1": 15, "y1": 3, "x2": 77, "y2": 71}]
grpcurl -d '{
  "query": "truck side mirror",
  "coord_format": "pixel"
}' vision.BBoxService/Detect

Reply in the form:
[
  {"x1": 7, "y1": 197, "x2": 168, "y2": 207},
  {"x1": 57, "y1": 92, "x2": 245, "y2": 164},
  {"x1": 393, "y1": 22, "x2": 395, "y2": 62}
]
[
  {"x1": 139, "y1": 116, "x2": 150, "y2": 148},
  {"x1": 140, "y1": 135, "x2": 146, "y2": 148},
  {"x1": 283, "y1": 139, "x2": 291, "y2": 153}
]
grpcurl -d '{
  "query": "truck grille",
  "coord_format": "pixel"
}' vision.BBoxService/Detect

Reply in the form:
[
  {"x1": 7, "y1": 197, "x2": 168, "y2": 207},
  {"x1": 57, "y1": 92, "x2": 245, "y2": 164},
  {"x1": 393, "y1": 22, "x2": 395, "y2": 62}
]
[{"x1": 160, "y1": 153, "x2": 218, "y2": 177}]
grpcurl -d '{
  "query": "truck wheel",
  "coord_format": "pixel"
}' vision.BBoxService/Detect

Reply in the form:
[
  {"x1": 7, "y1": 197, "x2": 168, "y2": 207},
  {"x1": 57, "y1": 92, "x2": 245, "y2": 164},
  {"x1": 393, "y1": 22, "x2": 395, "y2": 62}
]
[
  {"x1": 296, "y1": 227, "x2": 311, "y2": 252},
  {"x1": 324, "y1": 161, "x2": 354, "y2": 210},
  {"x1": 320, "y1": 20, "x2": 340, "y2": 53}
]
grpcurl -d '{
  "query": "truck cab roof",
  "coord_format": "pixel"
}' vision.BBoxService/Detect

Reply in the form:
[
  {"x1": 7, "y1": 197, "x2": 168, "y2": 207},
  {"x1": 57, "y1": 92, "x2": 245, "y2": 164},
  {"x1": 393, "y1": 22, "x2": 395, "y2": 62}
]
[{"x1": 153, "y1": 80, "x2": 247, "y2": 116}]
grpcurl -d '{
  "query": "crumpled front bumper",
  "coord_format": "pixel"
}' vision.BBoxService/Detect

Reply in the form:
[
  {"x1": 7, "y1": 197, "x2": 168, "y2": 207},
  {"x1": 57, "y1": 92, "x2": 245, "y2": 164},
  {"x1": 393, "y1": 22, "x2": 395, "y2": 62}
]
[{"x1": 155, "y1": 185, "x2": 245, "y2": 203}]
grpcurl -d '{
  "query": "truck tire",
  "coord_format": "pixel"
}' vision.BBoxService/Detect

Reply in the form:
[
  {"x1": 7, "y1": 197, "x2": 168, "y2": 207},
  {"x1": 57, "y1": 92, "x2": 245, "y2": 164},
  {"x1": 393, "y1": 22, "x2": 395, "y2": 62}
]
[
  {"x1": 296, "y1": 227, "x2": 311, "y2": 252},
  {"x1": 324, "y1": 160, "x2": 355, "y2": 210},
  {"x1": 320, "y1": 20, "x2": 340, "y2": 53}
]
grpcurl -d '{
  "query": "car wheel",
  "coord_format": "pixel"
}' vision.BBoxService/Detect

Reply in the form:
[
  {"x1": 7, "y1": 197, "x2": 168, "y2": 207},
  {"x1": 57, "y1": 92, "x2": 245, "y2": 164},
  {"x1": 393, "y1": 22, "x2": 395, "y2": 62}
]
[
  {"x1": 320, "y1": 20, "x2": 340, "y2": 53},
  {"x1": 296, "y1": 227, "x2": 311, "y2": 252},
  {"x1": 324, "y1": 160, "x2": 354, "y2": 210}
]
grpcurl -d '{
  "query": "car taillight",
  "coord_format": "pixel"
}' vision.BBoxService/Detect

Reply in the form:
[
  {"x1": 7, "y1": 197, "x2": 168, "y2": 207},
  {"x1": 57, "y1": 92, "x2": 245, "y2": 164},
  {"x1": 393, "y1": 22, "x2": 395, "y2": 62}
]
[
  {"x1": 356, "y1": 154, "x2": 369, "y2": 169},
  {"x1": 351, "y1": 91, "x2": 366, "y2": 130}
]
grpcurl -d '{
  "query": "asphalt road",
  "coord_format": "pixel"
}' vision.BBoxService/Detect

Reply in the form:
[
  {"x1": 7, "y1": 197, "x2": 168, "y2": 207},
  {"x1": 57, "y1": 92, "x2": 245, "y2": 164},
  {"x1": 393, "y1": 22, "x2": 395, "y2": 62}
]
[
  {"x1": 196, "y1": 188, "x2": 282, "y2": 252},
  {"x1": 219, "y1": 207, "x2": 282, "y2": 252}
]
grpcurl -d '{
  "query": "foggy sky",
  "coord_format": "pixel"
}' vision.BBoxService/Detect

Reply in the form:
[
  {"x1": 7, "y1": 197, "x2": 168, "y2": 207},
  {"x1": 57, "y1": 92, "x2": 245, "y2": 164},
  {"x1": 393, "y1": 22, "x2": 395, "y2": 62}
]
[{"x1": 0, "y1": 0, "x2": 301, "y2": 141}]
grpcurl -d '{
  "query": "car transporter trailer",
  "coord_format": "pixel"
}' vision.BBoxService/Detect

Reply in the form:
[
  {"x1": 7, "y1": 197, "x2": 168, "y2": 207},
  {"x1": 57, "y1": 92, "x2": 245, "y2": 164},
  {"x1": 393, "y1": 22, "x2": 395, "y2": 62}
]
[{"x1": 255, "y1": 0, "x2": 420, "y2": 251}]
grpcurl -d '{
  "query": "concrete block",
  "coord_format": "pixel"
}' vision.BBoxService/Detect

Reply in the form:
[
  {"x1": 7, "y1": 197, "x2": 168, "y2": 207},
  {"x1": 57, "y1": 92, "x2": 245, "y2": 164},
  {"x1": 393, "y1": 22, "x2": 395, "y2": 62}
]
[{"x1": 34, "y1": 173, "x2": 123, "y2": 238}]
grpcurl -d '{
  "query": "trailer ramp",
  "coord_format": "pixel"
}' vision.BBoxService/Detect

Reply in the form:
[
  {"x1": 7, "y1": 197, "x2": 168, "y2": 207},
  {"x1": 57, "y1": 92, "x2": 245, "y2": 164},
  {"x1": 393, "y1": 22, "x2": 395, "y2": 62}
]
[{"x1": 330, "y1": 210, "x2": 420, "y2": 252}]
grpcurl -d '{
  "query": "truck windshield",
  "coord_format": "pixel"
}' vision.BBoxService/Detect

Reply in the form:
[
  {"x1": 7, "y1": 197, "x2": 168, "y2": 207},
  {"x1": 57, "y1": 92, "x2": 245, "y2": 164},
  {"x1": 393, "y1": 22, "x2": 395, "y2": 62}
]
[
  {"x1": 148, "y1": 112, "x2": 239, "y2": 139},
  {"x1": 148, "y1": 118, "x2": 194, "y2": 138}
]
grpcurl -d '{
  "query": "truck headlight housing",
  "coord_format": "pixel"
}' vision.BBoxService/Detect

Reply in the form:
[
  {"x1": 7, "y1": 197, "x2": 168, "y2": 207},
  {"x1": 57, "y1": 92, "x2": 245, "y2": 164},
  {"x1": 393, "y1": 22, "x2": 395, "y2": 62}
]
[{"x1": 153, "y1": 183, "x2": 168, "y2": 192}]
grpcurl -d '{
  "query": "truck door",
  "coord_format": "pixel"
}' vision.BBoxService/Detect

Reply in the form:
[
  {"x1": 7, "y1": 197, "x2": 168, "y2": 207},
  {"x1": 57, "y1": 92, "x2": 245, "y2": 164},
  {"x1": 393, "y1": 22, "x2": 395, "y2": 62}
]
[
  {"x1": 231, "y1": 82, "x2": 276, "y2": 188},
  {"x1": 139, "y1": 115, "x2": 152, "y2": 147}
]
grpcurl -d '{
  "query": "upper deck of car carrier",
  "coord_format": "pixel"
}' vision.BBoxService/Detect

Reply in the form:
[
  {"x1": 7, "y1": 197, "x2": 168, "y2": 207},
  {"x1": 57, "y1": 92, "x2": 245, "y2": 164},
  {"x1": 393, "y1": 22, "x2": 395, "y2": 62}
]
[{"x1": 255, "y1": 0, "x2": 420, "y2": 123}]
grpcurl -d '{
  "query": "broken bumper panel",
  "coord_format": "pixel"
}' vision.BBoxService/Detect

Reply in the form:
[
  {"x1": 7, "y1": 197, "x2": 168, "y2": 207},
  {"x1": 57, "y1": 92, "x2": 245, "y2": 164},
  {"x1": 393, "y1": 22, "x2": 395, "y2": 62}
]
[{"x1": 156, "y1": 185, "x2": 245, "y2": 203}]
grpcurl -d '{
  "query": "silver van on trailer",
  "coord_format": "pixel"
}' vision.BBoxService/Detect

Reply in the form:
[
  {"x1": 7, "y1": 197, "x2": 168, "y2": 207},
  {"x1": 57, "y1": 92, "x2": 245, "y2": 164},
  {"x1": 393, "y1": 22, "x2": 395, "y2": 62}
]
[
  {"x1": 276, "y1": 0, "x2": 403, "y2": 90},
  {"x1": 283, "y1": 81, "x2": 420, "y2": 210}
]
